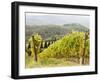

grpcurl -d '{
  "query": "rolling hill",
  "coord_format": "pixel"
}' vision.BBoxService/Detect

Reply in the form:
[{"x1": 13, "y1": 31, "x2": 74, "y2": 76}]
[{"x1": 25, "y1": 23, "x2": 89, "y2": 41}]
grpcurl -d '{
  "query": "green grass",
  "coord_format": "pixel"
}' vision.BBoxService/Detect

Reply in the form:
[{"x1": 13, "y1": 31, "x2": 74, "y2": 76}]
[{"x1": 25, "y1": 55, "x2": 80, "y2": 68}]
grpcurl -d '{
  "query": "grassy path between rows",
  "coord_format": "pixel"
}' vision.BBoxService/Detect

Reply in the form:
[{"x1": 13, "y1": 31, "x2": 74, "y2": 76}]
[{"x1": 25, "y1": 56, "x2": 80, "y2": 68}]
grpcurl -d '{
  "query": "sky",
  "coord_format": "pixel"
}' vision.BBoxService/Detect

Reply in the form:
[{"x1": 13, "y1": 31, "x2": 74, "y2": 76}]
[{"x1": 25, "y1": 12, "x2": 90, "y2": 27}]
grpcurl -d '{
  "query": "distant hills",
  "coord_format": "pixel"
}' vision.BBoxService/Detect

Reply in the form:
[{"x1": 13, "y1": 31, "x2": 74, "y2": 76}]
[
  {"x1": 63, "y1": 23, "x2": 88, "y2": 32},
  {"x1": 25, "y1": 23, "x2": 89, "y2": 41}
]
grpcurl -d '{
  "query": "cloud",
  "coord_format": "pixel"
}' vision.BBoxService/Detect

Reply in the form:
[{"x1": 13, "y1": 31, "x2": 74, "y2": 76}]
[{"x1": 26, "y1": 13, "x2": 90, "y2": 27}]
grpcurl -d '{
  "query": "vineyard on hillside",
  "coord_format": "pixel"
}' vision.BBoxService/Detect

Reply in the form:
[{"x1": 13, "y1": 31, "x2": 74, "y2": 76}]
[{"x1": 25, "y1": 31, "x2": 90, "y2": 68}]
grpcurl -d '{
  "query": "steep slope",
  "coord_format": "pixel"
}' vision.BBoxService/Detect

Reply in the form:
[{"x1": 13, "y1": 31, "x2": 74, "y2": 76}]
[{"x1": 39, "y1": 31, "x2": 89, "y2": 60}]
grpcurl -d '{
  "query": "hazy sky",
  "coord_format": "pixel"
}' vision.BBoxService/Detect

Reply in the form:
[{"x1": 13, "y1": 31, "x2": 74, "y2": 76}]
[{"x1": 26, "y1": 13, "x2": 90, "y2": 27}]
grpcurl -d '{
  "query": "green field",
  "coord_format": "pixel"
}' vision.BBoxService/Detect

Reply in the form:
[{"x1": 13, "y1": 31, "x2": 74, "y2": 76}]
[{"x1": 25, "y1": 31, "x2": 89, "y2": 68}]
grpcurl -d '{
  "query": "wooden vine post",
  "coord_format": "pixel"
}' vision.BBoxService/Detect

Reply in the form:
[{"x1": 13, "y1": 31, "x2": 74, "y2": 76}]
[
  {"x1": 32, "y1": 36, "x2": 38, "y2": 62},
  {"x1": 81, "y1": 32, "x2": 88, "y2": 65},
  {"x1": 31, "y1": 34, "x2": 42, "y2": 62}
]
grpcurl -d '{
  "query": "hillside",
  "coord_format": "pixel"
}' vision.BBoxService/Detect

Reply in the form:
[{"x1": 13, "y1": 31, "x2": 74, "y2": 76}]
[
  {"x1": 25, "y1": 23, "x2": 89, "y2": 41},
  {"x1": 63, "y1": 23, "x2": 89, "y2": 31},
  {"x1": 39, "y1": 31, "x2": 89, "y2": 59},
  {"x1": 25, "y1": 31, "x2": 89, "y2": 68}
]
